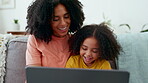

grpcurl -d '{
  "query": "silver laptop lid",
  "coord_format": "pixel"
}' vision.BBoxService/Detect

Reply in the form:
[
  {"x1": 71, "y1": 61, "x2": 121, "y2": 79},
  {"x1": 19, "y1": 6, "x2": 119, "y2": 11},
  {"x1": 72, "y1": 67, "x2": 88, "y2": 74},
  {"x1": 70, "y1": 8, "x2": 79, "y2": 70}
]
[{"x1": 26, "y1": 66, "x2": 129, "y2": 83}]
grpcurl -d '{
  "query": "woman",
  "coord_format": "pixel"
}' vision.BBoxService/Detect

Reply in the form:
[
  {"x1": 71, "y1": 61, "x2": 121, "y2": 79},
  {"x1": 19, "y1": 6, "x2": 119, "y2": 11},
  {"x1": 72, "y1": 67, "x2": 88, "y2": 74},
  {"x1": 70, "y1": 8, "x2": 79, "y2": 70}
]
[{"x1": 26, "y1": 0, "x2": 85, "y2": 67}]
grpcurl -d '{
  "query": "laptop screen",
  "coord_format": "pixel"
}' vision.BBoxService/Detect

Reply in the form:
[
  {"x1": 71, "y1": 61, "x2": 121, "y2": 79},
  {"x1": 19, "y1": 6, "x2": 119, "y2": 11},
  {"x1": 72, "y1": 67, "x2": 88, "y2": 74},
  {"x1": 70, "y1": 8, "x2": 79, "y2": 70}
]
[{"x1": 26, "y1": 66, "x2": 129, "y2": 83}]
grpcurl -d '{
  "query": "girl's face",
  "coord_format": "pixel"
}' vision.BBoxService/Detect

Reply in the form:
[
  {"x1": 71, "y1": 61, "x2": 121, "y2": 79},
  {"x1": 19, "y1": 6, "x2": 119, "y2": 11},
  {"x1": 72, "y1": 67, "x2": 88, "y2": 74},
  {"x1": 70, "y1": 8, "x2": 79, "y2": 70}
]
[
  {"x1": 80, "y1": 37, "x2": 100, "y2": 66},
  {"x1": 51, "y1": 4, "x2": 71, "y2": 37}
]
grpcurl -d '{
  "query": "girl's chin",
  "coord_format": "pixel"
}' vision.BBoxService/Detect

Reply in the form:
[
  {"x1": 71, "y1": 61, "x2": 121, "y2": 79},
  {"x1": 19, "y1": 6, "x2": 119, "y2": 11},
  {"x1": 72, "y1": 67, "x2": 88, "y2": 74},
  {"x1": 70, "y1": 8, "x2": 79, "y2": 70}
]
[
  {"x1": 84, "y1": 59, "x2": 96, "y2": 66},
  {"x1": 84, "y1": 60, "x2": 95, "y2": 66}
]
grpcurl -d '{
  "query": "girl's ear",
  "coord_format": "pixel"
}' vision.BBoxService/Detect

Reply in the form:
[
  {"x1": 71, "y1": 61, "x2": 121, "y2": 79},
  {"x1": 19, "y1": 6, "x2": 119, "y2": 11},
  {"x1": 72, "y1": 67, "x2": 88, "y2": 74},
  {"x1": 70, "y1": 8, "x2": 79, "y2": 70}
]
[
  {"x1": 97, "y1": 50, "x2": 101, "y2": 58},
  {"x1": 97, "y1": 54, "x2": 101, "y2": 58}
]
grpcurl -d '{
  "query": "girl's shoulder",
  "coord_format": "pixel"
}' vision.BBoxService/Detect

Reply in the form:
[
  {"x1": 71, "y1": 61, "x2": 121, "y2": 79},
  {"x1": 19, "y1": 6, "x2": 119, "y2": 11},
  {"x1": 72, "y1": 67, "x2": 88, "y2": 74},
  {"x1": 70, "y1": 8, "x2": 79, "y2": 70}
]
[{"x1": 69, "y1": 55, "x2": 81, "y2": 61}]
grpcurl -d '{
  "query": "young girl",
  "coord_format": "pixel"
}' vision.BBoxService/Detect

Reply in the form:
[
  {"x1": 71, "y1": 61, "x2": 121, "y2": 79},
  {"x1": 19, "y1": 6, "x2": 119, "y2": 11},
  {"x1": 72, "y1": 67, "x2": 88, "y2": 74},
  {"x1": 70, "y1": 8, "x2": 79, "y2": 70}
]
[{"x1": 66, "y1": 23, "x2": 121, "y2": 69}]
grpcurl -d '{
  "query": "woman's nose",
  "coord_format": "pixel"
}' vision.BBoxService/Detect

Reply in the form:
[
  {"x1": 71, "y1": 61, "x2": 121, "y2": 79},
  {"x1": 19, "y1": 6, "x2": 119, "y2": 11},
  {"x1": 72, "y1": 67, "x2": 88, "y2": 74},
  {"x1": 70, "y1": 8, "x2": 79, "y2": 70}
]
[{"x1": 60, "y1": 18, "x2": 66, "y2": 25}]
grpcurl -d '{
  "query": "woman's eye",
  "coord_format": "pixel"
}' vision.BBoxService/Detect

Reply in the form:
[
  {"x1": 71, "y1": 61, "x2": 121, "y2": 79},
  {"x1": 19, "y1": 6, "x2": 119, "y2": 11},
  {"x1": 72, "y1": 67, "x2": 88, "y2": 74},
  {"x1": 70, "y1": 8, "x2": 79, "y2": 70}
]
[
  {"x1": 52, "y1": 17, "x2": 59, "y2": 21},
  {"x1": 64, "y1": 15, "x2": 70, "y2": 19},
  {"x1": 64, "y1": 14, "x2": 70, "y2": 19}
]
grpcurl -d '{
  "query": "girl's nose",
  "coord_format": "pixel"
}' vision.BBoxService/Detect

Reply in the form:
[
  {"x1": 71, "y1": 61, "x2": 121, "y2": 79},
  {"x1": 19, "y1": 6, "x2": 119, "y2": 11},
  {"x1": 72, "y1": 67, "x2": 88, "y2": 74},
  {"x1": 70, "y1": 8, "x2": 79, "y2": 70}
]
[{"x1": 85, "y1": 51, "x2": 91, "y2": 57}]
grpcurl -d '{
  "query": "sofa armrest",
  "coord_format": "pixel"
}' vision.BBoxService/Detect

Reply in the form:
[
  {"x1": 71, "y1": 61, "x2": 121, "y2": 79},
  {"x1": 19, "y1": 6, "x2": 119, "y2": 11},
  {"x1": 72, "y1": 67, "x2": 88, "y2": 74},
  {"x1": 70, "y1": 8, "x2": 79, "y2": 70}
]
[
  {"x1": 5, "y1": 36, "x2": 28, "y2": 83},
  {"x1": 117, "y1": 32, "x2": 148, "y2": 83}
]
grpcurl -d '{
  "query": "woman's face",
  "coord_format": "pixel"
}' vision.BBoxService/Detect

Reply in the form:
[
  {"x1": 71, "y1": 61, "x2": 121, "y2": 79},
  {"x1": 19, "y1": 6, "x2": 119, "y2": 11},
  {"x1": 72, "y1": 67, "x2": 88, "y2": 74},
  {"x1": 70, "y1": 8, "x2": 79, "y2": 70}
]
[
  {"x1": 80, "y1": 37, "x2": 100, "y2": 66},
  {"x1": 51, "y1": 4, "x2": 71, "y2": 37}
]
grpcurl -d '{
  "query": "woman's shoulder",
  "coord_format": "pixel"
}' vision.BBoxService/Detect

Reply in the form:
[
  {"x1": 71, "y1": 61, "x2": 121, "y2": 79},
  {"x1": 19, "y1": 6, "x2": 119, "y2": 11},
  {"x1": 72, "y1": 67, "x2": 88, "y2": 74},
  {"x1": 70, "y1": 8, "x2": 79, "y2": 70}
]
[
  {"x1": 28, "y1": 35, "x2": 36, "y2": 40},
  {"x1": 28, "y1": 35, "x2": 42, "y2": 45},
  {"x1": 27, "y1": 35, "x2": 35, "y2": 42}
]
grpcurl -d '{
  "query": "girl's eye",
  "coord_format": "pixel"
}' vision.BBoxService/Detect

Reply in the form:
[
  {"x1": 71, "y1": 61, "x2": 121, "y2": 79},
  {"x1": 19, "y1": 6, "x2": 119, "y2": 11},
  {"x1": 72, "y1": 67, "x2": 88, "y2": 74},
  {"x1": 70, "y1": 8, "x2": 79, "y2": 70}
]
[
  {"x1": 81, "y1": 47, "x2": 87, "y2": 50},
  {"x1": 92, "y1": 49, "x2": 99, "y2": 53}
]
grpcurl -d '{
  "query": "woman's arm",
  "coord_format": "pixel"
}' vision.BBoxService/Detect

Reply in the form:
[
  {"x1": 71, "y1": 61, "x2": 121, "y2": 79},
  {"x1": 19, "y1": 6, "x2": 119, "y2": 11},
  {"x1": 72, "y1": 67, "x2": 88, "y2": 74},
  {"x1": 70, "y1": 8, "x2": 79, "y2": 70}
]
[{"x1": 26, "y1": 35, "x2": 42, "y2": 66}]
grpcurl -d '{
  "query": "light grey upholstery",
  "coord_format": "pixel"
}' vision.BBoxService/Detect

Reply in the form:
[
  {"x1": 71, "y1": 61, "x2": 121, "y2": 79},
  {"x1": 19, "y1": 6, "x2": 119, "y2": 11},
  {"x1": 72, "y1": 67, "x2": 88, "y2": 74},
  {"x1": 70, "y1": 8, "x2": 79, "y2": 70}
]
[{"x1": 5, "y1": 36, "x2": 28, "y2": 83}]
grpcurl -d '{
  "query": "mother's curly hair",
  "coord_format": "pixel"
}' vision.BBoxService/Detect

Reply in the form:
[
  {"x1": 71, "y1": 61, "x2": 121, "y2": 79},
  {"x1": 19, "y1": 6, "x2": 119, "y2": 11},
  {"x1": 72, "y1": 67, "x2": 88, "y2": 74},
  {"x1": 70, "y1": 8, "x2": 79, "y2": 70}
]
[
  {"x1": 69, "y1": 23, "x2": 122, "y2": 61},
  {"x1": 26, "y1": 0, "x2": 85, "y2": 43}
]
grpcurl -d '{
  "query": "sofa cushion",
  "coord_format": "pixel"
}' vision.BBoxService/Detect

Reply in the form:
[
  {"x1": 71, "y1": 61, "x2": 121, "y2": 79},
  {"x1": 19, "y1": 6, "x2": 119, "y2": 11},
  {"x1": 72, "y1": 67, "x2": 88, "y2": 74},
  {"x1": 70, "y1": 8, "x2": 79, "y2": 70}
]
[{"x1": 5, "y1": 36, "x2": 28, "y2": 83}]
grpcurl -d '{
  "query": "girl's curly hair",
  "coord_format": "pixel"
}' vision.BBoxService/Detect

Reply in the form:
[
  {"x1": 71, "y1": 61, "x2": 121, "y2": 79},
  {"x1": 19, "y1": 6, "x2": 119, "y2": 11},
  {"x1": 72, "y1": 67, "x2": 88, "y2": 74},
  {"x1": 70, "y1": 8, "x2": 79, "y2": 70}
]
[
  {"x1": 69, "y1": 23, "x2": 122, "y2": 61},
  {"x1": 26, "y1": 0, "x2": 85, "y2": 43}
]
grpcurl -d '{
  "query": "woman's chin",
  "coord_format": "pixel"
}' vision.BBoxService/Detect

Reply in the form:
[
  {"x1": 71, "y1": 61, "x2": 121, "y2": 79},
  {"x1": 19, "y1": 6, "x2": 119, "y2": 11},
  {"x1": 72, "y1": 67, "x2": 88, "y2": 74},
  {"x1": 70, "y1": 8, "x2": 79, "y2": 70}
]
[{"x1": 53, "y1": 33, "x2": 68, "y2": 38}]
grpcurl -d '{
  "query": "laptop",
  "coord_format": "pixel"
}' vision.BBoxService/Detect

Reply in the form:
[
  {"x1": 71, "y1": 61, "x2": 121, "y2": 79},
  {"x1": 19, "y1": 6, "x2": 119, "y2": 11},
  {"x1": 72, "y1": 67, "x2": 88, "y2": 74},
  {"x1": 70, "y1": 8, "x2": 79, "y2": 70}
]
[{"x1": 26, "y1": 66, "x2": 129, "y2": 83}]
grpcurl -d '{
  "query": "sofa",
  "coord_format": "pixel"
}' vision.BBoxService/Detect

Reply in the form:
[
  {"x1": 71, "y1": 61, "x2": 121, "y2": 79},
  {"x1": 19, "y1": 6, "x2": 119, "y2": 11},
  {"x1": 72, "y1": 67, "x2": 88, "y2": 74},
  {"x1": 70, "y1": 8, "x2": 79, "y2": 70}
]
[{"x1": 2, "y1": 32, "x2": 148, "y2": 83}]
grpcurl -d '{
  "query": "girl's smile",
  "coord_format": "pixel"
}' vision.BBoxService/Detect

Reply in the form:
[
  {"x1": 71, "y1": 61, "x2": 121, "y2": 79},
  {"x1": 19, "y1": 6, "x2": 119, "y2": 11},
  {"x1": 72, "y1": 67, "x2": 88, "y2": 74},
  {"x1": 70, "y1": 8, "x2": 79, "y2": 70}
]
[{"x1": 80, "y1": 37, "x2": 100, "y2": 66}]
